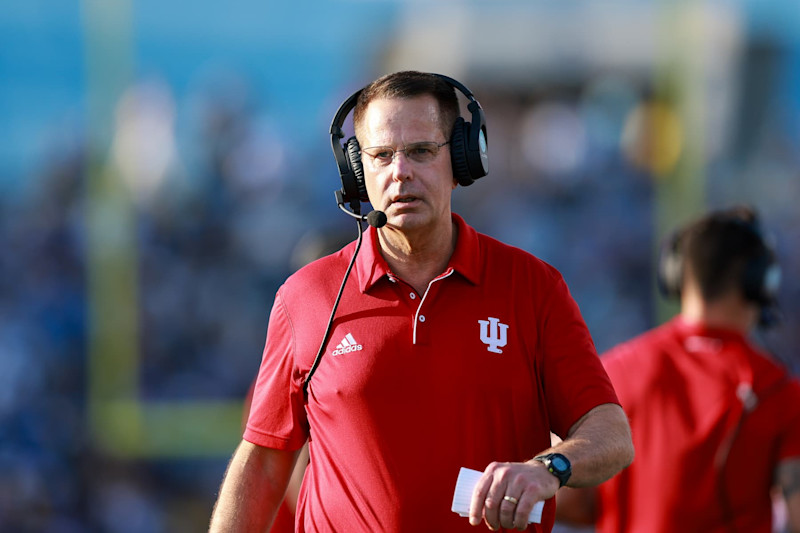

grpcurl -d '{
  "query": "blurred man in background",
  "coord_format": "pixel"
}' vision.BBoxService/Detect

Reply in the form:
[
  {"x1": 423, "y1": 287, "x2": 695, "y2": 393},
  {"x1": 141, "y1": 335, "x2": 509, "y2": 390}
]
[
  {"x1": 209, "y1": 71, "x2": 633, "y2": 532},
  {"x1": 557, "y1": 205, "x2": 800, "y2": 532}
]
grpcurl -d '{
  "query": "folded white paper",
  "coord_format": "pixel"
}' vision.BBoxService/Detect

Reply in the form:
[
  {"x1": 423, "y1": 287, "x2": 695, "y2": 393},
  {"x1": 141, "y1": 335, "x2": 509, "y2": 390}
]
[{"x1": 451, "y1": 467, "x2": 544, "y2": 524}]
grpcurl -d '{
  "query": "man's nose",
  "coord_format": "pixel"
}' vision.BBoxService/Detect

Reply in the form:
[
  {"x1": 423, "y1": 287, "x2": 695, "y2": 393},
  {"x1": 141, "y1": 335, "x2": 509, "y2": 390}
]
[{"x1": 389, "y1": 151, "x2": 413, "y2": 181}]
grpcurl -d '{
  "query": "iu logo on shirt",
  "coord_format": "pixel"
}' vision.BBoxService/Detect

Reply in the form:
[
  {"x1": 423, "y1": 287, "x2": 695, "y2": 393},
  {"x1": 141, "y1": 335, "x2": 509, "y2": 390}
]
[{"x1": 478, "y1": 317, "x2": 509, "y2": 354}]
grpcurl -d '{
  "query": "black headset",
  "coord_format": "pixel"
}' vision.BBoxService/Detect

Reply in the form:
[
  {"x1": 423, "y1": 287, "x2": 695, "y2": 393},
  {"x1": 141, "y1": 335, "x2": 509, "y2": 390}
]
[
  {"x1": 329, "y1": 73, "x2": 489, "y2": 213},
  {"x1": 657, "y1": 209, "x2": 782, "y2": 325}
]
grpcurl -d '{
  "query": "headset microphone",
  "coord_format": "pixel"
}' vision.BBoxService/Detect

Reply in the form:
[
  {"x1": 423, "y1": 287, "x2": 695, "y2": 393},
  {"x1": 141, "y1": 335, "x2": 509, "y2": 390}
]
[{"x1": 366, "y1": 210, "x2": 387, "y2": 228}]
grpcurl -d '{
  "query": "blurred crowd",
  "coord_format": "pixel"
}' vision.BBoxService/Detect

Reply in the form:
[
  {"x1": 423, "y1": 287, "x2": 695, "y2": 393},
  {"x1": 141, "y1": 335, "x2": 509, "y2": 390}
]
[{"x1": 1, "y1": 64, "x2": 799, "y2": 531}]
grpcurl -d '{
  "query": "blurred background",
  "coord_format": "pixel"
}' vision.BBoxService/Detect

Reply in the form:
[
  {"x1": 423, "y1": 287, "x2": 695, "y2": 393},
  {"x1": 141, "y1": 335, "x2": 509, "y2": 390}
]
[{"x1": 2, "y1": 0, "x2": 799, "y2": 531}]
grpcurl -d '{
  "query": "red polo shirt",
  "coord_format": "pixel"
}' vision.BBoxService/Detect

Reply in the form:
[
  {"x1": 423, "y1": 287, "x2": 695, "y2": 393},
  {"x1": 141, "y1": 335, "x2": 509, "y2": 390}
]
[
  {"x1": 246, "y1": 213, "x2": 618, "y2": 532},
  {"x1": 596, "y1": 317, "x2": 800, "y2": 533}
]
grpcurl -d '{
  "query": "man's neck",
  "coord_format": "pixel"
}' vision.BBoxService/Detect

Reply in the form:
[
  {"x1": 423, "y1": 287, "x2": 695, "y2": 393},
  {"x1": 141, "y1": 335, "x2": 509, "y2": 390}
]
[
  {"x1": 680, "y1": 290, "x2": 758, "y2": 334},
  {"x1": 378, "y1": 219, "x2": 457, "y2": 295}
]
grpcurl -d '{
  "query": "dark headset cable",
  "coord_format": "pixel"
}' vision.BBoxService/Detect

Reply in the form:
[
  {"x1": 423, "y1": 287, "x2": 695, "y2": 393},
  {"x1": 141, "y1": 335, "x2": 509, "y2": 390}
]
[{"x1": 303, "y1": 217, "x2": 365, "y2": 395}]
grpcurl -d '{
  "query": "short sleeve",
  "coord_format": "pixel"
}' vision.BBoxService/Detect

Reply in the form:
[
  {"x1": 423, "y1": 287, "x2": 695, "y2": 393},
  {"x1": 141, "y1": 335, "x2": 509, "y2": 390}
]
[
  {"x1": 243, "y1": 290, "x2": 309, "y2": 450},
  {"x1": 540, "y1": 277, "x2": 620, "y2": 438}
]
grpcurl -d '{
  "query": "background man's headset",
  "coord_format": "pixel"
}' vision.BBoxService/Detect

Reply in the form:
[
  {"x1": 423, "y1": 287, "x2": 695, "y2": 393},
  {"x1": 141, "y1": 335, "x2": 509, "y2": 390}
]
[
  {"x1": 303, "y1": 73, "x2": 490, "y2": 394},
  {"x1": 656, "y1": 209, "x2": 782, "y2": 328}
]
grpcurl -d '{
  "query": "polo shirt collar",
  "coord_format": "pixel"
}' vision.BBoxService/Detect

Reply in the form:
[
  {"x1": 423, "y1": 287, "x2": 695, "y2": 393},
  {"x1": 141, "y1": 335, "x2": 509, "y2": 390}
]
[
  {"x1": 356, "y1": 212, "x2": 482, "y2": 293},
  {"x1": 673, "y1": 316, "x2": 749, "y2": 344},
  {"x1": 448, "y1": 213, "x2": 482, "y2": 285}
]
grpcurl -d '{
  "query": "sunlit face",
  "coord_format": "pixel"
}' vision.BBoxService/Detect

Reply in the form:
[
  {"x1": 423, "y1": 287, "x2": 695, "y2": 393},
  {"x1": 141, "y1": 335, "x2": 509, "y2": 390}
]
[{"x1": 358, "y1": 95, "x2": 456, "y2": 234}]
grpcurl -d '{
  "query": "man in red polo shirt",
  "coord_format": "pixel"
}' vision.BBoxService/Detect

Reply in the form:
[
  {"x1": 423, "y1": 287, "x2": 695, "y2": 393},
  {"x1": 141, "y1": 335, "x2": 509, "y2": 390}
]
[
  {"x1": 556, "y1": 206, "x2": 800, "y2": 532},
  {"x1": 209, "y1": 71, "x2": 633, "y2": 532}
]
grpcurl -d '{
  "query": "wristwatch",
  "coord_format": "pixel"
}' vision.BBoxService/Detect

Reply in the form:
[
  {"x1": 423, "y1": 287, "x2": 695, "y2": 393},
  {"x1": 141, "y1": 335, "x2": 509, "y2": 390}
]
[{"x1": 534, "y1": 453, "x2": 572, "y2": 487}]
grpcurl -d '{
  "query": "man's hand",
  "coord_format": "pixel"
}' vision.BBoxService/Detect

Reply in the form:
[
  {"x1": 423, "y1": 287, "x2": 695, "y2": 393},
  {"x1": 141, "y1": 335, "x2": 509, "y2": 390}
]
[
  {"x1": 467, "y1": 404, "x2": 634, "y2": 531},
  {"x1": 468, "y1": 460, "x2": 559, "y2": 531}
]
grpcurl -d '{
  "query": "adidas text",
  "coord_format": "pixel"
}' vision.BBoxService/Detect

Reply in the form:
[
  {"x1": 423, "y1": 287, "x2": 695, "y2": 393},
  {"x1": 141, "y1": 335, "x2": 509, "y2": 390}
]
[
  {"x1": 332, "y1": 344, "x2": 363, "y2": 356},
  {"x1": 332, "y1": 333, "x2": 363, "y2": 356}
]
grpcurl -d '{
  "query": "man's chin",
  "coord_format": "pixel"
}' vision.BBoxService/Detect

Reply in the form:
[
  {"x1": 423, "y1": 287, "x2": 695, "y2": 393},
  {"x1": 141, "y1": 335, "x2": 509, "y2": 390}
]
[{"x1": 385, "y1": 212, "x2": 426, "y2": 231}]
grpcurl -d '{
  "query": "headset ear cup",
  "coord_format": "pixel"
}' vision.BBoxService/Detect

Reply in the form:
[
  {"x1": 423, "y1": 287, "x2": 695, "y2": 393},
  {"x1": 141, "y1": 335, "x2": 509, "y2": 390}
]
[
  {"x1": 657, "y1": 233, "x2": 683, "y2": 299},
  {"x1": 345, "y1": 137, "x2": 368, "y2": 202},
  {"x1": 743, "y1": 250, "x2": 781, "y2": 305},
  {"x1": 743, "y1": 254, "x2": 766, "y2": 303},
  {"x1": 733, "y1": 214, "x2": 780, "y2": 306},
  {"x1": 450, "y1": 117, "x2": 474, "y2": 186}
]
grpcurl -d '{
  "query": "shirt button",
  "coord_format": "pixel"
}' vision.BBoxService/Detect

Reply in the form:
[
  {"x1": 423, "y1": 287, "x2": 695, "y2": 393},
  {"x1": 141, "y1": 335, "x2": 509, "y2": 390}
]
[
  {"x1": 419, "y1": 315, "x2": 426, "y2": 322},
  {"x1": 410, "y1": 293, "x2": 416, "y2": 299}
]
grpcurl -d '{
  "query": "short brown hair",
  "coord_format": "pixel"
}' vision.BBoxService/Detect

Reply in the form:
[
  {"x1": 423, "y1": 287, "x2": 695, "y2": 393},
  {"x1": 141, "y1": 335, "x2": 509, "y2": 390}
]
[
  {"x1": 681, "y1": 205, "x2": 771, "y2": 302},
  {"x1": 352, "y1": 71, "x2": 460, "y2": 141}
]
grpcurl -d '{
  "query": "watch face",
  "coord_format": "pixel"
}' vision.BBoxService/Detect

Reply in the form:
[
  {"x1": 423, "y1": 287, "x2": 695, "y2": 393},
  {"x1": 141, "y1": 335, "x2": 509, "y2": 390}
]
[{"x1": 551, "y1": 455, "x2": 569, "y2": 472}]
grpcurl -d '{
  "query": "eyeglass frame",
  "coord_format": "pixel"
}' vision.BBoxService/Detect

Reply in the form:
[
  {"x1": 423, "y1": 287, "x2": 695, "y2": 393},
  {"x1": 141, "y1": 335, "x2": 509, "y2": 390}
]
[{"x1": 360, "y1": 141, "x2": 450, "y2": 166}]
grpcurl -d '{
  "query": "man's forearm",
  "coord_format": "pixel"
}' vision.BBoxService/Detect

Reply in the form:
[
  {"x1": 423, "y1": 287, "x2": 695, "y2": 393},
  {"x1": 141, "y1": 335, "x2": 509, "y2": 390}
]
[
  {"x1": 209, "y1": 440, "x2": 300, "y2": 532},
  {"x1": 546, "y1": 403, "x2": 634, "y2": 488}
]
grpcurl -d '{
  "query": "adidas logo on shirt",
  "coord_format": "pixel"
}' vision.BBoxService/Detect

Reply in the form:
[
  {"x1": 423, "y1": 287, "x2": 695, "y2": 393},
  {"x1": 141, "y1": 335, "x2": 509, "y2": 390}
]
[{"x1": 332, "y1": 333, "x2": 363, "y2": 356}]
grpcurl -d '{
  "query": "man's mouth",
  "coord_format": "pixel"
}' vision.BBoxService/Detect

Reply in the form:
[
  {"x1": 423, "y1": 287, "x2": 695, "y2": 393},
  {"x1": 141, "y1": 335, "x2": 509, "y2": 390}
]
[{"x1": 392, "y1": 195, "x2": 417, "y2": 204}]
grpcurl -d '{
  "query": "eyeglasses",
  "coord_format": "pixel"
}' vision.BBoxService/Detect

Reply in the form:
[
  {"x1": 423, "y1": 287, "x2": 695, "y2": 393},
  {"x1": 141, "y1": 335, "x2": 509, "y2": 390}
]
[{"x1": 361, "y1": 141, "x2": 449, "y2": 167}]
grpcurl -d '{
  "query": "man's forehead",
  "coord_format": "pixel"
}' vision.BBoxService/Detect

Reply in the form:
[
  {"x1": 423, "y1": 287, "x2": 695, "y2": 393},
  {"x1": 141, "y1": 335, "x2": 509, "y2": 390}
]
[{"x1": 359, "y1": 95, "x2": 443, "y2": 141}]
